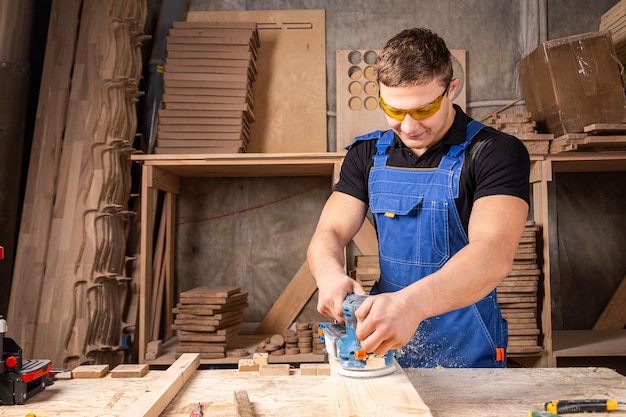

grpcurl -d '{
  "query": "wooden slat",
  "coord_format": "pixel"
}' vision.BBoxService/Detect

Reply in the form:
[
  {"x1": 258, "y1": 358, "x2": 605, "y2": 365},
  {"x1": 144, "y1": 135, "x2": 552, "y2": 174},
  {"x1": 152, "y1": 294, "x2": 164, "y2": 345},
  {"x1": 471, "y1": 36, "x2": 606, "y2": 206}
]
[{"x1": 123, "y1": 353, "x2": 200, "y2": 417}]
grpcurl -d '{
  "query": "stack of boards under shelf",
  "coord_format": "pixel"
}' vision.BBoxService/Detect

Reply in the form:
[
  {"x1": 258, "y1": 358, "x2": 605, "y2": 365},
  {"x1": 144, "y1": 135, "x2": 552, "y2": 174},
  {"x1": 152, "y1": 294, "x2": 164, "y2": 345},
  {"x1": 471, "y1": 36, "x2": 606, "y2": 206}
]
[
  {"x1": 155, "y1": 21, "x2": 259, "y2": 154},
  {"x1": 497, "y1": 220, "x2": 543, "y2": 354},
  {"x1": 172, "y1": 286, "x2": 248, "y2": 359},
  {"x1": 352, "y1": 220, "x2": 543, "y2": 356}
]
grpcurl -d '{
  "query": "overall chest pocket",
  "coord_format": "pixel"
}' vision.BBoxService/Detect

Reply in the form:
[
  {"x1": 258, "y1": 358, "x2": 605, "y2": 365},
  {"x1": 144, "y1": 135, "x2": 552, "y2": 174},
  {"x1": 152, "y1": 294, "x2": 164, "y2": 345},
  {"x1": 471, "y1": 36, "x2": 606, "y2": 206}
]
[{"x1": 370, "y1": 194, "x2": 451, "y2": 267}]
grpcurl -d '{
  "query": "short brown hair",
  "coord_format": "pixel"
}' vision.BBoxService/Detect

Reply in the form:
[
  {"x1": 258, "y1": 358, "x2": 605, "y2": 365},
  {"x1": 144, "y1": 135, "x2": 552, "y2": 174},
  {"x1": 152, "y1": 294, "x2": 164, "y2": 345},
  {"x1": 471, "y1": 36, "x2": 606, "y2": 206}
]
[{"x1": 376, "y1": 28, "x2": 453, "y2": 88}]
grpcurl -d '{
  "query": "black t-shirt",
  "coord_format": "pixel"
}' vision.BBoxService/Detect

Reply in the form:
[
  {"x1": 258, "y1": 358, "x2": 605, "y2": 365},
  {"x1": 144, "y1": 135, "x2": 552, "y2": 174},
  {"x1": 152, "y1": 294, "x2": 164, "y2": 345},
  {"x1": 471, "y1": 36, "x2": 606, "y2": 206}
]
[{"x1": 335, "y1": 105, "x2": 531, "y2": 232}]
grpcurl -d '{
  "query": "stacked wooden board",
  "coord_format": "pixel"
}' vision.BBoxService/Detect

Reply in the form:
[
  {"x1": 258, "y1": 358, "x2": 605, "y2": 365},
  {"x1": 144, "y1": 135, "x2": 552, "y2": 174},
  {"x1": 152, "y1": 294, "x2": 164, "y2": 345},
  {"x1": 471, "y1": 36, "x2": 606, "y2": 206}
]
[
  {"x1": 352, "y1": 221, "x2": 543, "y2": 355},
  {"x1": 497, "y1": 220, "x2": 543, "y2": 354},
  {"x1": 483, "y1": 112, "x2": 554, "y2": 154},
  {"x1": 172, "y1": 286, "x2": 248, "y2": 359},
  {"x1": 600, "y1": 0, "x2": 626, "y2": 65},
  {"x1": 155, "y1": 21, "x2": 259, "y2": 154},
  {"x1": 549, "y1": 123, "x2": 626, "y2": 153},
  {"x1": 351, "y1": 255, "x2": 379, "y2": 293}
]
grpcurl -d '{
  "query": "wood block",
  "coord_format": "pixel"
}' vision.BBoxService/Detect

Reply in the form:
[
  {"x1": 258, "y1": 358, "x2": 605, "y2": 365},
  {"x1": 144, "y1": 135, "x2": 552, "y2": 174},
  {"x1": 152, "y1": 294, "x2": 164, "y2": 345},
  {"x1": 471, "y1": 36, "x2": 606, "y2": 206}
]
[
  {"x1": 252, "y1": 352, "x2": 268, "y2": 365},
  {"x1": 300, "y1": 363, "x2": 331, "y2": 376},
  {"x1": 71, "y1": 364, "x2": 109, "y2": 379},
  {"x1": 259, "y1": 364, "x2": 290, "y2": 376},
  {"x1": 111, "y1": 364, "x2": 149, "y2": 378},
  {"x1": 299, "y1": 363, "x2": 318, "y2": 376},
  {"x1": 238, "y1": 359, "x2": 259, "y2": 372},
  {"x1": 145, "y1": 340, "x2": 163, "y2": 361}
]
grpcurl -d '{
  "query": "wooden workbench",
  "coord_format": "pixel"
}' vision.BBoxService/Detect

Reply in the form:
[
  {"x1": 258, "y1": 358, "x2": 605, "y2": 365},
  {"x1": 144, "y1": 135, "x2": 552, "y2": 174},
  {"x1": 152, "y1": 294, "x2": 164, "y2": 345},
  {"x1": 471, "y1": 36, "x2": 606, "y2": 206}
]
[{"x1": 2, "y1": 366, "x2": 626, "y2": 416}]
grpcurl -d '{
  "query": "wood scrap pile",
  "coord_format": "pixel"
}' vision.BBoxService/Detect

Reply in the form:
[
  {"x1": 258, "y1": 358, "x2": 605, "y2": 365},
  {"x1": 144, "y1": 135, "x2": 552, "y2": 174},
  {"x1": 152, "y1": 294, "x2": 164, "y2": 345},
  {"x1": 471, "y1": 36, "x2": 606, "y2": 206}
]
[
  {"x1": 155, "y1": 21, "x2": 259, "y2": 154},
  {"x1": 254, "y1": 322, "x2": 325, "y2": 356},
  {"x1": 497, "y1": 220, "x2": 542, "y2": 354},
  {"x1": 8, "y1": 0, "x2": 146, "y2": 369},
  {"x1": 600, "y1": 0, "x2": 626, "y2": 65},
  {"x1": 482, "y1": 112, "x2": 554, "y2": 154},
  {"x1": 172, "y1": 286, "x2": 248, "y2": 359},
  {"x1": 549, "y1": 123, "x2": 626, "y2": 153}
]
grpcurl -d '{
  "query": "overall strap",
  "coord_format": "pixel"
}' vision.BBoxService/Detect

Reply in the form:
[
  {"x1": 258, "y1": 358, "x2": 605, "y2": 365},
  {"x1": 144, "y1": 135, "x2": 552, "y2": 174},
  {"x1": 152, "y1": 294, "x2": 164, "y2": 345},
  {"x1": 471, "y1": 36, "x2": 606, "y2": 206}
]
[
  {"x1": 439, "y1": 120, "x2": 486, "y2": 171},
  {"x1": 370, "y1": 130, "x2": 396, "y2": 167}
]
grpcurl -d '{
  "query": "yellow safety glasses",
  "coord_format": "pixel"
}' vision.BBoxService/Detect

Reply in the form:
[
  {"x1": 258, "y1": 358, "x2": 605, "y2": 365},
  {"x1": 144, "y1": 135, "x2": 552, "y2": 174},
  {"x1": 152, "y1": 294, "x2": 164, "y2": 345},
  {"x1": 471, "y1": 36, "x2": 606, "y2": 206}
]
[{"x1": 378, "y1": 82, "x2": 450, "y2": 121}]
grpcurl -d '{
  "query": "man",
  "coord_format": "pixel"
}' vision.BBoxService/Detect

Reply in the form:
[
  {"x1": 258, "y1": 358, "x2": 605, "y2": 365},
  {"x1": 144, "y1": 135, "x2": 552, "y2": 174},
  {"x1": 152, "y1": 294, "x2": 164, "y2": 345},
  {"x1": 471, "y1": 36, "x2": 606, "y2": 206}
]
[{"x1": 307, "y1": 28, "x2": 530, "y2": 368}]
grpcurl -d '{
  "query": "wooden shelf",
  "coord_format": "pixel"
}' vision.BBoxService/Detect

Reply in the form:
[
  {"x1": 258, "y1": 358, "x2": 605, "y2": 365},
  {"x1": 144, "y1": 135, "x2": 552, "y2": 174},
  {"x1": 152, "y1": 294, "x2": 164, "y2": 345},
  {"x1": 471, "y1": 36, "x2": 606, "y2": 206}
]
[
  {"x1": 552, "y1": 330, "x2": 626, "y2": 357},
  {"x1": 131, "y1": 152, "x2": 345, "y2": 364},
  {"x1": 131, "y1": 152, "x2": 346, "y2": 178}
]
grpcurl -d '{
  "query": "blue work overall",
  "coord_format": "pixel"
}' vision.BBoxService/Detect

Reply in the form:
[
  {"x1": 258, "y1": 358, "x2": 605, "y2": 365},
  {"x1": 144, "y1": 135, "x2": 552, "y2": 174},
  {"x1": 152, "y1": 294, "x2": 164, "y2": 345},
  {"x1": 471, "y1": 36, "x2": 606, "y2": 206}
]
[{"x1": 354, "y1": 121, "x2": 507, "y2": 368}]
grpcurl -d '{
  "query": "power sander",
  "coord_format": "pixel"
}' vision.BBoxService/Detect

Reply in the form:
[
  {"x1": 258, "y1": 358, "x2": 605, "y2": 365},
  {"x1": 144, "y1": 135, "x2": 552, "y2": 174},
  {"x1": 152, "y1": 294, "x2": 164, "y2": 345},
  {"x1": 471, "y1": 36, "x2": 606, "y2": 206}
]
[{"x1": 319, "y1": 294, "x2": 396, "y2": 378}]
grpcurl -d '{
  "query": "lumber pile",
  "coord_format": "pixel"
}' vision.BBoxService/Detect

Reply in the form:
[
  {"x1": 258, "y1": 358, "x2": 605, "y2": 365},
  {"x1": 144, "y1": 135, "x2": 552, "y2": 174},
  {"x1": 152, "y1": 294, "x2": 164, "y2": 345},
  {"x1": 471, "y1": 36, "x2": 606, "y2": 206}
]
[
  {"x1": 497, "y1": 220, "x2": 543, "y2": 354},
  {"x1": 600, "y1": 0, "x2": 626, "y2": 65},
  {"x1": 155, "y1": 21, "x2": 259, "y2": 154},
  {"x1": 172, "y1": 286, "x2": 248, "y2": 359},
  {"x1": 549, "y1": 123, "x2": 626, "y2": 153},
  {"x1": 8, "y1": 0, "x2": 146, "y2": 369},
  {"x1": 483, "y1": 112, "x2": 554, "y2": 154}
]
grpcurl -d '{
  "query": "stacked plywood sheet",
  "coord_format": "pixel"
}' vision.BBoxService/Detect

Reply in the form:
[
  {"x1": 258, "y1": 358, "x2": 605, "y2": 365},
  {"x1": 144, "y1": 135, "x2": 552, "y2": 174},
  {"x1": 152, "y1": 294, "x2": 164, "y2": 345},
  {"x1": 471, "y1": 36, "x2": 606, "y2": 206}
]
[
  {"x1": 483, "y1": 112, "x2": 554, "y2": 154},
  {"x1": 172, "y1": 286, "x2": 248, "y2": 359},
  {"x1": 600, "y1": 0, "x2": 626, "y2": 65},
  {"x1": 155, "y1": 21, "x2": 259, "y2": 154},
  {"x1": 549, "y1": 123, "x2": 626, "y2": 153},
  {"x1": 497, "y1": 220, "x2": 542, "y2": 354}
]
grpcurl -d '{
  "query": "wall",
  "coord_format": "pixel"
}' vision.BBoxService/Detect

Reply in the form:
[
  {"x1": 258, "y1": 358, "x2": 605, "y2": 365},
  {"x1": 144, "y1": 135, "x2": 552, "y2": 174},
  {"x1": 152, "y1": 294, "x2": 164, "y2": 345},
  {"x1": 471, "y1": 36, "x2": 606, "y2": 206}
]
[{"x1": 189, "y1": 0, "x2": 619, "y2": 150}]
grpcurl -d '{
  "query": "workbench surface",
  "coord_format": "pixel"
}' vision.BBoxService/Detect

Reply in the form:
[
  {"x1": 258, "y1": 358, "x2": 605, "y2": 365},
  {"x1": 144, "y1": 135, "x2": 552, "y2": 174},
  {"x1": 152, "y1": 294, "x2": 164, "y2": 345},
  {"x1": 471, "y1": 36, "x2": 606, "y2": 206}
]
[{"x1": 1, "y1": 367, "x2": 625, "y2": 416}]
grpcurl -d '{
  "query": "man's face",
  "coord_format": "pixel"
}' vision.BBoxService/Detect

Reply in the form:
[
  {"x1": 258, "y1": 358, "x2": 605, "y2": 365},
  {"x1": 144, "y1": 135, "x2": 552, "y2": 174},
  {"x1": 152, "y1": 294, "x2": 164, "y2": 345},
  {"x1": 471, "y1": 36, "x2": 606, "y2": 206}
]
[{"x1": 378, "y1": 79, "x2": 457, "y2": 157}]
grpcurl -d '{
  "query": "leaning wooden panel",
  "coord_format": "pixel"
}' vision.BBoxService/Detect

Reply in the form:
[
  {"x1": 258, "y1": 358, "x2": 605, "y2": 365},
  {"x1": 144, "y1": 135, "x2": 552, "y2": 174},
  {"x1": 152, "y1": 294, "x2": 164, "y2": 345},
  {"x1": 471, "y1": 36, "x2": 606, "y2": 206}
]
[
  {"x1": 335, "y1": 49, "x2": 466, "y2": 151},
  {"x1": 329, "y1": 357, "x2": 433, "y2": 417},
  {"x1": 187, "y1": 10, "x2": 327, "y2": 153}
]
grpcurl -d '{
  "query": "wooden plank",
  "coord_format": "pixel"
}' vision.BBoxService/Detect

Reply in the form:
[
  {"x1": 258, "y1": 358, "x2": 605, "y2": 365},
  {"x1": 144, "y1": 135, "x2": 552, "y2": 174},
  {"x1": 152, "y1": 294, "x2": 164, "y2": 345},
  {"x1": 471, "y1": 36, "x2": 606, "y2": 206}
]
[
  {"x1": 329, "y1": 357, "x2": 433, "y2": 417},
  {"x1": 123, "y1": 353, "x2": 200, "y2": 417},
  {"x1": 7, "y1": 0, "x2": 82, "y2": 360},
  {"x1": 253, "y1": 261, "x2": 317, "y2": 335},
  {"x1": 593, "y1": 275, "x2": 626, "y2": 330}
]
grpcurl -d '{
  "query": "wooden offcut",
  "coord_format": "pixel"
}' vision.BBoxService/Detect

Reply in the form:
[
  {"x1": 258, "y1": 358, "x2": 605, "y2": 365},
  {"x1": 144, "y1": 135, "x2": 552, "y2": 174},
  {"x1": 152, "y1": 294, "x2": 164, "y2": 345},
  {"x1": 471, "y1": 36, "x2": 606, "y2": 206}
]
[
  {"x1": 71, "y1": 364, "x2": 109, "y2": 379},
  {"x1": 111, "y1": 364, "x2": 150, "y2": 378}
]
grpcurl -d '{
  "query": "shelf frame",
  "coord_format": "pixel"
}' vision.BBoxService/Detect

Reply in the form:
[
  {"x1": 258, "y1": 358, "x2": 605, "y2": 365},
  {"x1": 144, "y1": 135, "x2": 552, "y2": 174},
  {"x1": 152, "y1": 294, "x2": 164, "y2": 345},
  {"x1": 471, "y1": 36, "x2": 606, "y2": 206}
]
[
  {"x1": 530, "y1": 152, "x2": 626, "y2": 367},
  {"x1": 131, "y1": 152, "x2": 346, "y2": 364}
]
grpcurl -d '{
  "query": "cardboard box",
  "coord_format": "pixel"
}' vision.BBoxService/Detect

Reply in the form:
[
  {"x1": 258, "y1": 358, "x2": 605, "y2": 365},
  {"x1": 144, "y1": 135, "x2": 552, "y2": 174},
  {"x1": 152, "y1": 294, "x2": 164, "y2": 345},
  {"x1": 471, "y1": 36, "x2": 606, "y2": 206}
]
[{"x1": 519, "y1": 31, "x2": 626, "y2": 137}]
